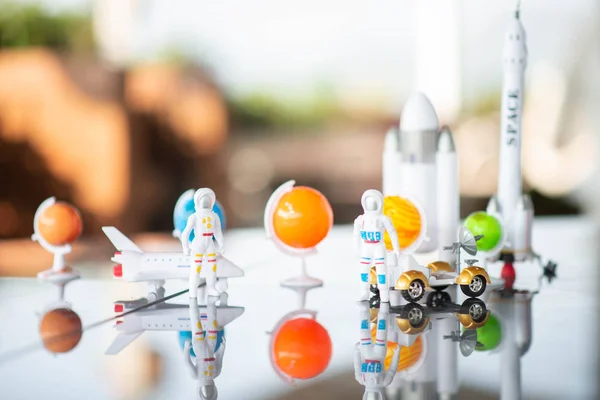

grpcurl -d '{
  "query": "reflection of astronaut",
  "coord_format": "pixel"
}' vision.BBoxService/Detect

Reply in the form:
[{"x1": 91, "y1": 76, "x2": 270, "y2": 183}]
[
  {"x1": 354, "y1": 302, "x2": 400, "y2": 399},
  {"x1": 354, "y1": 190, "x2": 400, "y2": 302},
  {"x1": 184, "y1": 297, "x2": 225, "y2": 400},
  {"x1": 182, "y1": 188, "x2": 224, "y2": 298}
]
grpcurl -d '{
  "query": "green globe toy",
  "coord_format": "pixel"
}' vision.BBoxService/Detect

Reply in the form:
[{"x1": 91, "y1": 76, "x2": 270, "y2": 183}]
[
  {"x1": 472, "y1": 313, "x2": 502, "y2": 351},
  {"x1": 464, "y1": 211, "x2": 503, "y2": 252}
]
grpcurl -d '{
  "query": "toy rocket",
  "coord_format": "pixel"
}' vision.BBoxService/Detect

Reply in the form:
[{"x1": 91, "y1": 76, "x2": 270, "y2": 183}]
[
  {"x1": 383, "y1": 93, "x2": 459, "y2": 259},
  {"x1": 486, "y1": 8, "x2": 533, "y2": 262}
]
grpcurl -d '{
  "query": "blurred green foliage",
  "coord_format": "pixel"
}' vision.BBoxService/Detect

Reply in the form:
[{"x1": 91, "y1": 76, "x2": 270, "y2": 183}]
[{"x1": 0, "y1": 1, "x2": 94, "y2": 51}]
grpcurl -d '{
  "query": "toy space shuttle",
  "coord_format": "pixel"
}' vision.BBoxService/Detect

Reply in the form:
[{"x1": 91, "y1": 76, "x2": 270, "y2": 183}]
[
  {"x1": 486, "y1": 8, "x2": 532, "y2": 262},
  {"x1": 383, "y1": 93, "x2": 459, "y2": 261},
  {"x1": 106, "y1": 296, "x2": 244, "y2": 355},
  {"x1": 103, "y1": 227, "x2": 244, "y2": 283}
]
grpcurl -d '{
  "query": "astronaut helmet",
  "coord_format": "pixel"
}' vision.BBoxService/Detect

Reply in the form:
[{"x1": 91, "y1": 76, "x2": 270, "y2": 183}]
[
  {"x1": 361, "y1": 189, "x2": 384, "y2": 213},
  {"x1": 197, "y1": 383, "x2": 218, "y2": 400},
  {"x1": 194, "y1": 188, "x2": 216, "y2": 211}
]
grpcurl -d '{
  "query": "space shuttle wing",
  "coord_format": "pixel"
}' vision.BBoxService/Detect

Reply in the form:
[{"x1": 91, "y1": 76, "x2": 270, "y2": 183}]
[
  {"x1": 106, "y1": 331, "x2": 144, "y2": 355},
  {"x1": 102, "y1": 227, "x2": 142, "y2": 253},
  {"x1": 215, "y1": 306, "x2": 245, "y2": 326},
  {"x1": 216, "y1": 255, "x2": 244, "y2": 278}
]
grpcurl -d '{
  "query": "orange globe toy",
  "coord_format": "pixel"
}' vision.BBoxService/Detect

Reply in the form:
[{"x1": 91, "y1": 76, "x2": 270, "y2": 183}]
[
  {"x1": 37, "y1": 202, "x2": 82, "y2": 246},
  {"x1": 383, "y1": 196, "x2": 426, "y2": 253},
  {"x1": 271, "y1": 186, "x2": 333, "y2": 250},
  {"x1": 39, "y1": 308, "x2": 83, "y2": 353},
  {"x1": 273, "y1": 317, "x2": 332, "y2": 379}
]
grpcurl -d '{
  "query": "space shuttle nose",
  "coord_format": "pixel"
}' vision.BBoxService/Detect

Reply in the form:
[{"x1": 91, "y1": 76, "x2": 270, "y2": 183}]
[
  {"x1": 437, "y1": 126, "x2": 455, "y2": 153},
  {"x1": 384, "y1": 126, "x2": 400, "y2": 152},
  {"x1": 400, "y1": 92, "x2": 439, "y2": 132}
]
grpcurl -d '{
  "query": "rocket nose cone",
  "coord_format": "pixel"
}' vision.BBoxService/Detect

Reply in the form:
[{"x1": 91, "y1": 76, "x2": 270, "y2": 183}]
[
  {"x1": 437, "y1": 126, "x2": 455, "y2": 152},
  {"x1": 400, "y1": 92, "x2": 439, "y2": 132},
  {"x1": 516, "y1": 194, "x2": 533, "y2": 211},
  {"x1": 487, "y1": 196, "x2": 502, "y2": 215},
  {"x1": 384, "y1": 126, "x2": 400, "y2": 151}
]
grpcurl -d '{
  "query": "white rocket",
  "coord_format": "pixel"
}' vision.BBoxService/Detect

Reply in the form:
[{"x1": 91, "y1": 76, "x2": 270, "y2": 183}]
[
  {"x1": 383, "y1": 92, "x2": 459, "y2": 259},
  {"x1": 486, "y1": 7, "x2": 534, "y2": 262}
]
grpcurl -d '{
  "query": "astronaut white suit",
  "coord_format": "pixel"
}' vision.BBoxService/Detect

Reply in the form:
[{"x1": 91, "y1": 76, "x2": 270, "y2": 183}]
[
  {"x1": 354, "y1": 302, "x2": 401, "y2": 400},
  {"x1": 182, "y1": 188, "x2": 224, "y2": 298},
  {"x1": 353, "y1": 190, "x2": 400, "y2": 302},
  {"x1": 184, "y1": 296, "x2": 225, "y2": 400}
]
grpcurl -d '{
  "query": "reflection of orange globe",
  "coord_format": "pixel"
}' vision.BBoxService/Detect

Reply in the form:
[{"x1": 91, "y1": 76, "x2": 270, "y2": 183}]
[
  {"x1": 383, "y1": 196, "x2": 423, "y2": 251},
  {"x1": 273, "y1": 318, "x2": 332, "y2": 379},
  {"x1": 369, "y1": 325, "x2": 423, "y2": 371},
  {"x1": 396, "y1": 336, "x2": 423, "y2": 371},
  {"x1": 37, "y1": 202, "x2": 82, "y2": 246},
  {"x1": 272, "y1": 186, "x2": 333, "y2": 249},
  {"x1": 39, "y1": 308, "x2": 82, "y2": 353}
]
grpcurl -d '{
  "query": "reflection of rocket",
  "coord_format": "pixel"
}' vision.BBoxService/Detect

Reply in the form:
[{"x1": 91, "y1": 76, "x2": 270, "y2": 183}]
[
  {"x1": 383, "y1": 93, "x2": 459, "y2": 257},
  {"x1": 487, "y1": 10, "x2": 533, "y2": 261},
  {"x1": 489, "y1": 291, "x2": 533, "y2": 400}
]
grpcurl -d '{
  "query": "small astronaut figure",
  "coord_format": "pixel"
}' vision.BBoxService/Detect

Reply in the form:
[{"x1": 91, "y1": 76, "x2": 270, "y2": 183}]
[
  {"x1": 184, "y1": 296, "x2": 226, "y2": 400},
  {"x1": 354, "y1": 302, "x2": 400, "y2": 400},
  {"x1": 182, "y1": 188, "x2": 224, "y2": 298},
  {"x1": 353, "y1": 189, "x2": 400, "y2": 302}
]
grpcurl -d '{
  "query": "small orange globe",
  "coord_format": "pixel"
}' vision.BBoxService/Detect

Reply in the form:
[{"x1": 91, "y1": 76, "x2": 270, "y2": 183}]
[
  {"x1": 37, "y1": 202, "x2": 83, "y2": 246},
  {"x1": 383, "y1": 196, "x2": 423, "y2": 251},
  {"x1": 272, "y1": 186, "x2": 333, "y2": 249},
  {"x1": 369, "y1": 326, "x2": 423, "y2": 371},
  {"x1": 273, "y1": 317, "x2": 332, "y2": 379},
  {"x1": 39, "y1": 308, "x2": 83, "y2": 353}
]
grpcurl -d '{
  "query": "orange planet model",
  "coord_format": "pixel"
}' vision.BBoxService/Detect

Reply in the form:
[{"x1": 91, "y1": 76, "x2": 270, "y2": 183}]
[
  {"x1": 273, "y1": 317, "x2": 332, "y2": 379},
  {"x1": 37, "y1": 202, "x2": 83, "y2": 246},
  {"x1": 383, "y1": 196, "x2": 424, "y2": 252},
  {"x1": 272, "y1": 186, "x2": 333, "y2": 249},
  {"x1": 39, "y1": 308, "x2": 83, "y2": 353},
  {"x1": 368, "y1": 325, "x2": 423, "y2": 371}
]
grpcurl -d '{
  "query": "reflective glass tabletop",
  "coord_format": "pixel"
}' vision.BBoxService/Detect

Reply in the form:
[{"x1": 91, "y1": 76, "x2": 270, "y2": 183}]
[{"x1": 0, "y1": 218, "x2": 597, "y2": 400}]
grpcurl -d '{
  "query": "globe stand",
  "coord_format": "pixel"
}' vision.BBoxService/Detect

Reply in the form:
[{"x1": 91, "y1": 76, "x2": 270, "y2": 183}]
[
  {"x1": 32, "y1": 197, "x2": 81, "y2": 291},
  {"x1": 280, "y1": 258, "x2": 323, "y2": 290}
]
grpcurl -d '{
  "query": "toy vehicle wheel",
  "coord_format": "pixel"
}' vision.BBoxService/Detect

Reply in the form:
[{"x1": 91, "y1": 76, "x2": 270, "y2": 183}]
[
  {"x1": 460, "y1": 275, "x2": 487, "y2": 297},
  {"x1": 460, "y1": 298, "x2": 487, "y2": 323},
  {"x1": 400, "y1": 303, "x2": 426, "y2": 328},
  {"x1": 401, "y1": 279, "x2": 425, "y2": 302},
  {"x1": 426, "y1": 291, "x2": 450, "y2": 308}
]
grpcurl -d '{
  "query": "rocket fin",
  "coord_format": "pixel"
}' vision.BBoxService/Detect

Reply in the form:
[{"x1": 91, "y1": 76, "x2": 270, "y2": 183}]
[
  {"x1": 102, "y1": 227, "x2": 142, "y2": 253},
  {"x1": 105, "y1": 331, "x2": 143, "y2": 355}
]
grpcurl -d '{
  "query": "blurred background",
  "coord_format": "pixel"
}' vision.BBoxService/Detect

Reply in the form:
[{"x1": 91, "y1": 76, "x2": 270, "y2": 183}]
[{"x1": 0, "y1": 0, "x2": 599, "y2": 273}]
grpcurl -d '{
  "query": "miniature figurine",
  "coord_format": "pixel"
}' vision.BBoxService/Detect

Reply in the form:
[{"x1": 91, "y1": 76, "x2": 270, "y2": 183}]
[
  {"x1": 180, "y1": 188, "x2": 224, "y2": 298},
  {"x1": 354, "y1": 302, "x2": 400, "y2": 399},
  {"x1": 354, "y1": 189, "x2": 400, "y2": 303},
  {"x1": 263, "y1": 180, "x2": 333, "y2": 289},
  {"x1": 184, "y1": 296, "x2": 226, "y2": 400},
  {"x1": 393, "y1": 227, "x2": 493, "y2": 302},
  {"x1": 31, "y1": 197, "x2": 82, "y2": 297}
]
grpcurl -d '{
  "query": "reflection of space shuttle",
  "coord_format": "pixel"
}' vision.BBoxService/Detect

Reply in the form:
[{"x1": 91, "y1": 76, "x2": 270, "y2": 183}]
[
  {"x1": 106, "y1": 294, "x2": 244, "y2": 355},
  {"x1": 103, "y1": 227, "x2": 243, "y2": 286},
  {"x1": 383, "y1": 93, "x2": 459, "y2": 260},
  {"x1": 486, "y1": 10, "x2": 532, "y2": 262}
]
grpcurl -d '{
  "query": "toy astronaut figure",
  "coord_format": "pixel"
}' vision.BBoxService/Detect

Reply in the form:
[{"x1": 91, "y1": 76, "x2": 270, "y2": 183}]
[
  {"x1": 184, "y1": 296, "x2": 225, "y2": 400},
  {"x1": 353, "y1": 189, "x2": 400, "y2": 302},
  {"x1": 182, "y1": 188, "x2": 224, "y2": 298},
  {"x1": 354, "y1": 302, "x2": 401, "y2": 399}
]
